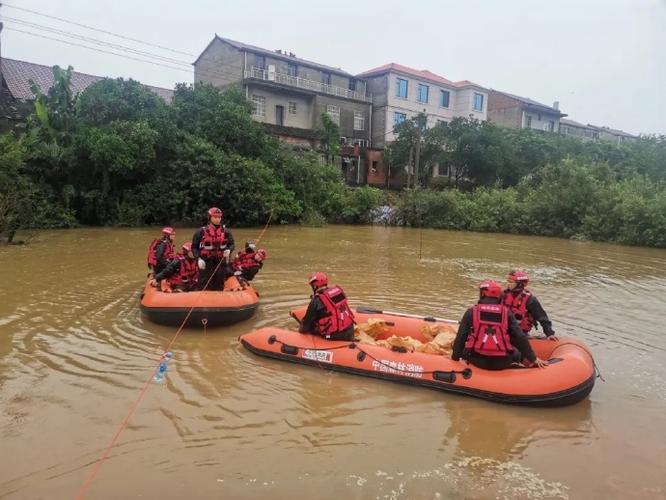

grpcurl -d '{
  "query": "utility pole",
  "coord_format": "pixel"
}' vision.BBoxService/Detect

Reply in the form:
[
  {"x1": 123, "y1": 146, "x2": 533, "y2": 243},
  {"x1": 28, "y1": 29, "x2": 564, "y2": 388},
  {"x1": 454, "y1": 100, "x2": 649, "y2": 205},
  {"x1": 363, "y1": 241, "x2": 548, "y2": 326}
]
[
  {"x1": 413, "y1": 111, "x2": 426, "y2": 188},
  {"x1": 407, "y1": 145, "x2": 414, "y2": 188}
]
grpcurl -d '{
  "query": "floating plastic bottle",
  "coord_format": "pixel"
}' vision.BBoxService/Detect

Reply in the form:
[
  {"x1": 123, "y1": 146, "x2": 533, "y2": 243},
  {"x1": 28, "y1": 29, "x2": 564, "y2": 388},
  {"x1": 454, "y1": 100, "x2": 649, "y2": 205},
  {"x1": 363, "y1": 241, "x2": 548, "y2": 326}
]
[{"x1": 152, "y1": 351, "x2": 173, "y2": 383}]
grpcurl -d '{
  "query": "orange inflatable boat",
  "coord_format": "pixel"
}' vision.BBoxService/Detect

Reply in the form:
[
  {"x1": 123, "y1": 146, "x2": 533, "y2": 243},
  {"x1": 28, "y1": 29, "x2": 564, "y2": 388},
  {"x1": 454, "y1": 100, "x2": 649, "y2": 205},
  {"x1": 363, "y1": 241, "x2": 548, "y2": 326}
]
[
  {"x1": 239, "y1": 306, "x2": 595, "y2": 406},
  {"x1": 140, "y1": 276, "x2": 259, "y2": 327}
]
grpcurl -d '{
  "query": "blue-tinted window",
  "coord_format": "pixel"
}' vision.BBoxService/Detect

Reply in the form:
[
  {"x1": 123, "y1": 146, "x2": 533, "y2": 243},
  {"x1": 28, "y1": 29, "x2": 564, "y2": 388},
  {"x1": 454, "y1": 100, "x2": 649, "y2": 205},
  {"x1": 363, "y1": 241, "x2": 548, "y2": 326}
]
[
  {"x1": 417, "y1": 84, "x2": 429, "y2": 103},
  {"x1": 394, "y1": 112, "x2": 407, "y2": 125},
  {"x1": 396, "y1": 78, "x2": 408, "y2": 98},
  {"x1": 440, "y1": 90, "x2": 450, "y2": 107},
  {"x1": 473, "y1": 93, "x2": 484, "y2": 111}
]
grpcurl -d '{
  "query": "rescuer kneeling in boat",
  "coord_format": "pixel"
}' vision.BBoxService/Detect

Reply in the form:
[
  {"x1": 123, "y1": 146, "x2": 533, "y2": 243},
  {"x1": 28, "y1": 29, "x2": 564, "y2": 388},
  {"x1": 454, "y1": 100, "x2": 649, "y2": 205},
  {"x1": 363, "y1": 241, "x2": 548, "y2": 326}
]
[
  {"x1": 452, "y1": 280, "x2": 548, "y2": 370},
  {"x1": 151, "y1": 242, "x2": 199, "y2": 292},
  {"x1": 232, "y1": 241, "x2": 267, "y2": 282},
  {"x1": 503, "y1": 270, "x2": 558, "y2": 341},
  {"x1": 299, "y1": 272, "x2": 355, "y2": 341},
  {"x1": 192, "y1": 207, "x2": 235, "y2": 291},
  {"x1": 146, "y1": 226, "x2": 176, "y2": 275}
]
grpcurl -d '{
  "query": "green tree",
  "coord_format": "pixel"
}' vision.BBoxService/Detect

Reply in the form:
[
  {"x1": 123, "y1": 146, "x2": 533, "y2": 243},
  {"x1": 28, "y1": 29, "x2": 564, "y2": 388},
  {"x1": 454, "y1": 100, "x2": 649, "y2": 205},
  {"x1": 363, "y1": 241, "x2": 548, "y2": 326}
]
[{"x1": 316, "y1": 112, "x2": 341, "y2": 164}]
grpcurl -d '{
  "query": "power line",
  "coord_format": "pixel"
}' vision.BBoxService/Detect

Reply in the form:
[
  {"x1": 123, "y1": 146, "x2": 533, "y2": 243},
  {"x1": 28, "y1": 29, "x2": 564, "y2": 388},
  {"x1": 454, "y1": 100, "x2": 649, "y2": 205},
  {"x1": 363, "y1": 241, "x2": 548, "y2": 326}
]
[
  {"x1": 4, "y1": 27, "x2": 194, "y2": 75},
  {"x1": 1, "y1": 15, "x2": 191, "y2": 66},
  {"x1": 3, "y1": 25, "x2": 245, "y2": 84},
  {"x1": 1, "y1": 2, "x2": 196, "y2": 57}
]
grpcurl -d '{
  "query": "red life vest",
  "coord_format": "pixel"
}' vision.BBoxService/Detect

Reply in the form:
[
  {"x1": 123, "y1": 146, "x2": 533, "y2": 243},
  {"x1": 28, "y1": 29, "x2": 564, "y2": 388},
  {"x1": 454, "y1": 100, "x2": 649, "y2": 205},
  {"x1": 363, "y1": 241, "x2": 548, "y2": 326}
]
[
  {"x1": 169, "y1": 254, "x2": 198, "y2": 288},
  {"x1": 147, "y1": 238, "x2": 175, "y2": 267},
  {"x1": 198, "y1": 224, "x2": 227, "y2": 259},
  {"x1": 315, "y1": 286, "x2": 355, "y2": 338},
  {"x1": 503, "y1": 289, "x2": 534, "y2": 333},
  {"x1": 233, "y1": 251, "x2": 260, "y2": 271},
  {"x1": 464, "y1": 303, "x2": 513, "y2": 357}
]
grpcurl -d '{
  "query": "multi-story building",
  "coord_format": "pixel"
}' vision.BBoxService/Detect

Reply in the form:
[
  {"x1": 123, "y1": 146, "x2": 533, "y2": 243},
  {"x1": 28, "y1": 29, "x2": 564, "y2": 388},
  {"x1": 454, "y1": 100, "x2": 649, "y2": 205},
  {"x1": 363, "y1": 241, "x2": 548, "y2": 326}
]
[
  {"x1": 559, "y1": 118, "x2": 600, "y2": 141},
  {"x1": 559, "y1": 119, "x2": 637, "y2": 145},
  {"x1": 487, "y1": 89, "x2": 566, "y2": 132},
  {"x1": 194, "y1": 36, "x2": 373, "y2": 183},
  {"x1": 358, "y1": 63, "x2": 488, "y2": 149}
]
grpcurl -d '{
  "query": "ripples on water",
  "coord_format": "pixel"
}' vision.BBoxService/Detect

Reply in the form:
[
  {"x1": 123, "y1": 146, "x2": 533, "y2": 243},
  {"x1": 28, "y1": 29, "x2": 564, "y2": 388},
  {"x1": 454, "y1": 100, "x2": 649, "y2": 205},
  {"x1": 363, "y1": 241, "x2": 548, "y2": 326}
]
[{"x1": 0, "y1": 226, "x2": 665, "y2": 499}]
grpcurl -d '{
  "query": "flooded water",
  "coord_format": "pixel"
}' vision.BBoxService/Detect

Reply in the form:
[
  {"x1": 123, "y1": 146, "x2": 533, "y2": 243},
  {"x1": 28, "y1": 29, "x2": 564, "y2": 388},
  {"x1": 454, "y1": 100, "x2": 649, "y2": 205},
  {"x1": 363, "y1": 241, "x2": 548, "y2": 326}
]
[{"x1": 1, "y1": 226, "x2": 665, "y2": 499}]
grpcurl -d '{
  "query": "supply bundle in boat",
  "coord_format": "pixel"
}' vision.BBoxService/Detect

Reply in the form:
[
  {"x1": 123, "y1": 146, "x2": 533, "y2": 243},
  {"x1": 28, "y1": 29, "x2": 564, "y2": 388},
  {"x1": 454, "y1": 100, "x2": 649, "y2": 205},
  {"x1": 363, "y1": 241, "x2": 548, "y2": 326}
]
[
  {"x1": 239, "y1": 306, "x2": 595, "y2": 406},
  {"x1": 140, "y1": 276, "x2": 259, "y2": 326}
]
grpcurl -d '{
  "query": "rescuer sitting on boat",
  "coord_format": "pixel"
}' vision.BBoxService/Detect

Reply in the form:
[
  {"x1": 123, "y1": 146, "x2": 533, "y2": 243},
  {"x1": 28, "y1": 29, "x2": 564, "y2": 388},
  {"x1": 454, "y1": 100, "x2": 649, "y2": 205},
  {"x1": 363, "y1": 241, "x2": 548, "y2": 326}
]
[
  {"x1": 452, "y1": 279, "x2": 548, "y2": 370},
  {"x1": 503, "y1": 270, "x2": 557, "y2": 341},
  {"x1": 299, "y1": 272, "x2": 355, "y2": 341},
  {"x1": 146, "y1": 226, "x2": 176, "y2": 275},
  {"x1": 151, "y1": 242, "x2": 199, "y2": 292},
  {"x1": 232, "y1": 241, "x2": 267, "y2": 282}
]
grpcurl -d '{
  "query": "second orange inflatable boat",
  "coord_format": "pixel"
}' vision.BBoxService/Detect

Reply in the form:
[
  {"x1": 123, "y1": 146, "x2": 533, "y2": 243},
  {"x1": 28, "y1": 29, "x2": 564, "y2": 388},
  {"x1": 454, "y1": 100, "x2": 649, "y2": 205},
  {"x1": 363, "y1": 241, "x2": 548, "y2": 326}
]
[{"x1": 239, "y1": 306, "x2": 595, "y2": 406}]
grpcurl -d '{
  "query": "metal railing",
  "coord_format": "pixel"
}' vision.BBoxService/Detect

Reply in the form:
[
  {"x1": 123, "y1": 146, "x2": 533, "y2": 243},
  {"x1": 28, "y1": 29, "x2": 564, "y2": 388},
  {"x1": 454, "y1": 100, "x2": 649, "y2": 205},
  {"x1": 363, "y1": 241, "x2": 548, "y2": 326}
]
[{"x1": 244, "y1": 67, "x2": 372, "y2": 103}]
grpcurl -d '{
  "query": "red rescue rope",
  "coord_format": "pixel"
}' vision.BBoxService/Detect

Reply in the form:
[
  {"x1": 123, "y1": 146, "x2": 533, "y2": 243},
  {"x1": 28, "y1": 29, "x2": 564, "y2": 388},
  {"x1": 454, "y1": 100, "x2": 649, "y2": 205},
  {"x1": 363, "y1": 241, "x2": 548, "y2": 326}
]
[{"x1": 75, "y1": 257, "x2": 226, "y2": 499}]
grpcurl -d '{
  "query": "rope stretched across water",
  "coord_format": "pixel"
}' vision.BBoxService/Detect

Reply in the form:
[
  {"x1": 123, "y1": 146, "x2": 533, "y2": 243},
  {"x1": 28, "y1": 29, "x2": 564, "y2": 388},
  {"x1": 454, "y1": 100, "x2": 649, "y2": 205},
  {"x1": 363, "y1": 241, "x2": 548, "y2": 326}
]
[{"x1": 76, "y1": 212, "x2": 274, "y2": 498}]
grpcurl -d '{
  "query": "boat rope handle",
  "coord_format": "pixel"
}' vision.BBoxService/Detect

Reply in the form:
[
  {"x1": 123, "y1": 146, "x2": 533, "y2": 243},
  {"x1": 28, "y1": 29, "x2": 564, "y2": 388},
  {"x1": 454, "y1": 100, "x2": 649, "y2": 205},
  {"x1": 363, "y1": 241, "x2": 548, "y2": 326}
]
[
  {"x1": 75, "y1": 256, "x2": 228, "y2": 499},
  {"x1": 268, "y1": 335, "x2": 472, "y2": 378},
  {"x1": 551, "y1": 341, "x2": 605, "y2": 382}
]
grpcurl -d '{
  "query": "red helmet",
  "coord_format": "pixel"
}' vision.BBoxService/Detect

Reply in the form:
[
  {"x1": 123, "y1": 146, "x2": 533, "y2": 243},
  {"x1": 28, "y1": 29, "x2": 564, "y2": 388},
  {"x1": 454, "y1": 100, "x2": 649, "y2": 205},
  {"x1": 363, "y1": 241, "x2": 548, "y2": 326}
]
[
  {"x1": 182, "y1": 242, "x2": 192, "y2": 253},
  {"x1": 507, "y1": 270, "x2": 530, "y2": 285},
  {"x1": 479, "y1": 279, "x2": 503, "y2": 298},
  {"x1": 162, "y1": 226, "x2": 176, "y2": 236},
  {"x1": 309, "y1": 272, "x2": 328, "y2": 289},
  {"x1": 208, "y1": 207, "x2": 223, "y2": 218},
  {"x1": 256, "y1": 249, "x2": 267, "y2": 260}
]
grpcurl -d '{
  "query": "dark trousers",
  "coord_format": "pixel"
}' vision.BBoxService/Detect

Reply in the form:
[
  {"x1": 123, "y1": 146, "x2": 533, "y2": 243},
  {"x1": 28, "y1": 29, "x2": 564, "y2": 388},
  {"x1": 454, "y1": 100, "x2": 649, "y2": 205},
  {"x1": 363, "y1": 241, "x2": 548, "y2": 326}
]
[
  {"x1": 309, "y1": 325, "x2": 355, "y2": 341},
  {"x1": 240, "y1": 267, "x2": 260, "y2": 281},
  {"x1": 465, "y1": 350, "x2": 522, "y2": 371},
  {"x1": 197, "y1": 258, "x2": 228, "y2": 291}
]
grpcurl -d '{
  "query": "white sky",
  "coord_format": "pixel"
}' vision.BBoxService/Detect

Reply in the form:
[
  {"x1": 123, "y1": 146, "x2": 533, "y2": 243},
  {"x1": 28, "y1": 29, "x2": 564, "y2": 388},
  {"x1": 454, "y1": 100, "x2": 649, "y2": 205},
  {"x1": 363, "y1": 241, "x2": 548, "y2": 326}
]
[{"x1": 2, "y1": 0, "x2": 665, "y2": 135}]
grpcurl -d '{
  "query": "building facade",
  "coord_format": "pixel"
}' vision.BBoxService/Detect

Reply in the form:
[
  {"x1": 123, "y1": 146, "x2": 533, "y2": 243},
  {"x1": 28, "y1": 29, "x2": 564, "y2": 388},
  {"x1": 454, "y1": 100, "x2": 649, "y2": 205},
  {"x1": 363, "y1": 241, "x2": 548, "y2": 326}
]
[
  {"x1": 194, "y1": 36, "x2": 372, "y2": 149},
  {"x1": 560, "y1": 119, "x2": 637, "y2": 145},
  {"x1": 487, "y1": 90, "x2": 566, "y2": 132},
  {"x1": 359, "y1": 63, "x2": 488, "y2": 149}
]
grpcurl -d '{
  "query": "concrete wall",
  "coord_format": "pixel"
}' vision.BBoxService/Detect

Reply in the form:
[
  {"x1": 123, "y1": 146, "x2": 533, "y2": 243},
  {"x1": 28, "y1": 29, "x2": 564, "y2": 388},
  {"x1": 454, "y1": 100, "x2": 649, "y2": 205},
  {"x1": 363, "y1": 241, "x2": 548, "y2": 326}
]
[
  {"x1": 314, "y1": 94, "x2": 370, "y2": 140},
  {"x1": 246, "y1": 84, "x2": 314, "y2": 129},
  {"x1": 487, "y1": 106, "x2": 523, "y2": 128},
  {"x1": 194, "y1": 38, "x2": 245, "y2": 87},
  {"x1": 454, "y1": 88, "x2": 488, "y2": 121},
  {"x1": 523, "y1": 110, "x2": 561, "y2": 132}
]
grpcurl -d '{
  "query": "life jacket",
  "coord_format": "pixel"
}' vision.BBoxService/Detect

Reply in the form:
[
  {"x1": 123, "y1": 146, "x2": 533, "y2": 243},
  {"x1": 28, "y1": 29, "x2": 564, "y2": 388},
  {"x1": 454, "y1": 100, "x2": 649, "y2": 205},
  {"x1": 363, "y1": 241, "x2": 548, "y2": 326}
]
[
  {"x1": 233, "y1": 251, "x2": 260, "y2": 271},
  {"x1": 147, "y1": 238, "x2": 175, "y2": 268},
  {"x1": 198, "y1": 224, "x2": 227, "y2": 259},
  {"x1": 314, "y1": 286, "x2": 355, "y2": 339},
  {"x1": 169, "y1": 254, "x2": 198, "y2": 288},
  {"x1": 464, "y1": 303, "x2": 513, "y2": 357},
  {"x1": 503, "y1": 289, "x2": 534, "y2": 333}
]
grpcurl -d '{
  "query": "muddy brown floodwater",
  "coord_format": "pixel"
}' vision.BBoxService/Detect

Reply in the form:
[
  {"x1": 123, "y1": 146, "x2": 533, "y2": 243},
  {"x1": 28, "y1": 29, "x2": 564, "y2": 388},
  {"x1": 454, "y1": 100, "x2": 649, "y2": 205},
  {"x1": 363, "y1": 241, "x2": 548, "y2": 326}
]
[{"x1": 1, "y1": 226, "x2": 665, "y2": 499}]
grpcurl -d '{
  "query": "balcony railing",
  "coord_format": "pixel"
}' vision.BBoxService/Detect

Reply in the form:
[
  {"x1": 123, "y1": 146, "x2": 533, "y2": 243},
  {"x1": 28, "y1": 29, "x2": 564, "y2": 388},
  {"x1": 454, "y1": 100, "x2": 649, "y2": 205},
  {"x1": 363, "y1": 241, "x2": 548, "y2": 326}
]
[{"x1": 244, "y1": 66, "x2": 372, "y2": 103}]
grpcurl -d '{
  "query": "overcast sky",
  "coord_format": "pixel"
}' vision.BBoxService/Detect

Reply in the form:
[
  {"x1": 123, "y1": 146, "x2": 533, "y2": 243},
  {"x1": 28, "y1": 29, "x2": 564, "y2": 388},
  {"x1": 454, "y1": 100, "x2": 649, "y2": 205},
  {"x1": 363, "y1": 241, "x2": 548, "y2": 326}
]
[{"x1": 2, "y1": 0, "x2": 665, "y2": 135}]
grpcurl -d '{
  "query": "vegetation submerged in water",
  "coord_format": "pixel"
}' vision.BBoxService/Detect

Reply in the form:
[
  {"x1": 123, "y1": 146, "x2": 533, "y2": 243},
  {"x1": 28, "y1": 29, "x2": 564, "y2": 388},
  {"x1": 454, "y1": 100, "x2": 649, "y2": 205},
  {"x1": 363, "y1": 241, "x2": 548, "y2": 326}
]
[{"x1": 0, "y1": 66, "x2": 664, "y2": 247}]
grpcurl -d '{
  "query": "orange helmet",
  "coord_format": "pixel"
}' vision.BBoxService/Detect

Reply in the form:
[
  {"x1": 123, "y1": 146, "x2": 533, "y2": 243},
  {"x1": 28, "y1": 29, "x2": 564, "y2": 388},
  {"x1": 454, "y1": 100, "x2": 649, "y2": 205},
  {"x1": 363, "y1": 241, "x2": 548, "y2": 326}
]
[
  {"x1": 479, "y1": 279, "x2": 503, "y2": 298},
  {"x1": 208, "y1": 207, "x2": 223, "y2": 218},
  {"x1": 162, "y1": 226, "x2": 176, "y2": 236},
  {"x1": 309, "y1": 272, "x2": 328, "y2": 289},
  {"x1": 507, "y1": 270, "x2": 530, "y2": 286}
]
